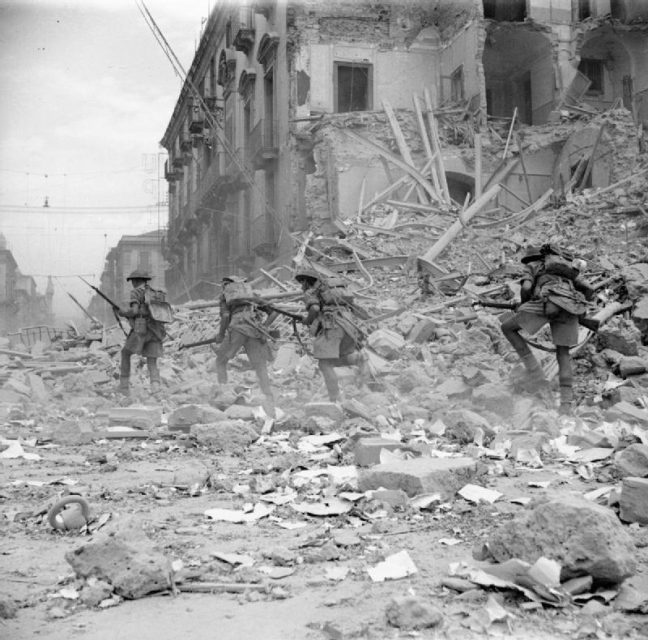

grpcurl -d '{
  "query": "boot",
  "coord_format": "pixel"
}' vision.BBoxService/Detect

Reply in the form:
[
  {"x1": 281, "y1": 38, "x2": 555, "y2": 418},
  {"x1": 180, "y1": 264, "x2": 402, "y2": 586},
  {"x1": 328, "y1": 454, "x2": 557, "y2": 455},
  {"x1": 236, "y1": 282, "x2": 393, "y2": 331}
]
[
  {"x1": 118, "y1": 377, "x2": 130, "y2": 396},
  {"x1": 559, "y1": 386, "x2": 574, "y2": 415},
  {"x1": 520, "y1": 353, "x2": 547, "y2": 387}
]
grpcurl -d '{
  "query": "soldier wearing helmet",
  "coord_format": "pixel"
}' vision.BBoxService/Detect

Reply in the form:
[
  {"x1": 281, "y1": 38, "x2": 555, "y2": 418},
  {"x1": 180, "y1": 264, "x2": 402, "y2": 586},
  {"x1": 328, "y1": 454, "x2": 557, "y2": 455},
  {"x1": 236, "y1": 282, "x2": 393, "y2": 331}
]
[
  {"x1": 501, "y1": 243, "x2": 596, "y2": 414},
  {"x1": 296, "y1": 265, "x2": 368, "y2": 402},
  {"x1": 215, "y1": 275, "x2": 277, "y2": 415},
  {"x1": 115, "y1": 269, "x2": 166, "y2": 395}
]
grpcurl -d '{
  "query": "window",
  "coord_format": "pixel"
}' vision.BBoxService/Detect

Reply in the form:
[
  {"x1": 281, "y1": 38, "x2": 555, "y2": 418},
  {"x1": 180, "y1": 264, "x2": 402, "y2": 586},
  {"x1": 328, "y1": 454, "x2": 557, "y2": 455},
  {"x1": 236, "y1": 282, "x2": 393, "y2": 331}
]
[
  {"x1": 577, "y1": 0, "x2": 592, "y2": 20},
  {"x1": 450, "y1": 65, "x2": 464, "y2": 103},
  {"x1": 578, "y1": 58, "x2": 604, "y2": 94},
  {"x1": 335, "y1": 63, "x2": 372, "y2": 113},
  {"x1": 139, "y1": 250, "x2": 151, "y2": 271},
  {"x1": 483, "y1": 0, "x2": 526, "y2": 21}
]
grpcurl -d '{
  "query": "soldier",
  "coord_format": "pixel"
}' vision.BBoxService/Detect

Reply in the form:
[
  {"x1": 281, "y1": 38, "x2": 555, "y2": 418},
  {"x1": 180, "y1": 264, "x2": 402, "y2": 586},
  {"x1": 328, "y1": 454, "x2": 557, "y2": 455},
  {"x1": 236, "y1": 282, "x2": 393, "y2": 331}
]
[
  {"x1": 501, "y1": 243, "x2": 596, "y2": 414},
  {"x1": 215, "y1": 275, "x2": 277, "y2": 414},
  {"x1": 115, "y1": 270, "x2": 165, "y2": 395},
  {"x1": 295, "y1": 267, "x2": 368, "y2": 403}
]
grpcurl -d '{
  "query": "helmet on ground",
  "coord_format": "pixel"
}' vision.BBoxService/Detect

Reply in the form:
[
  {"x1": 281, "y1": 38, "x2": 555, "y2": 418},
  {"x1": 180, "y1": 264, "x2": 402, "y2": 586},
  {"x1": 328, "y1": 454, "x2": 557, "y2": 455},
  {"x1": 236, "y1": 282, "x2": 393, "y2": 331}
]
[
  {"x1": 520, "y1": 245, "x2": 544, "y2": 264},
  {"x1": 222, "y1": 274, "x2": 245, "y2": 284},
  {"x1": 126, "y1": 269, "x2": 152, "y2": 281},
  {"x1": 294, "y1": 267, "x2": 320, "y2": 283}
]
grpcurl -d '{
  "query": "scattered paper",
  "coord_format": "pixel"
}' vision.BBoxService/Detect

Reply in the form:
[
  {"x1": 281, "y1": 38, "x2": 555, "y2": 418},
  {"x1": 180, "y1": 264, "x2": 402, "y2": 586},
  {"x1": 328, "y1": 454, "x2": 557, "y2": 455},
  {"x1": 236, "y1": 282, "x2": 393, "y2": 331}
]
[
  {"x1": 379, "y1": 448, "x2": 409, "y2": 464},
  {"x1": 367, "y1": 550, "x2": 418, "y2": 582},
  {"x1": 326, "y1": 465, "x2": 358, "y2": 486},
  {"x1": 272, "y1": 520, "x2": 308, "y2": 530},
  {"x1": 292, "y1": 498, "x2": 352, "y2": 517},
  {"x1": 458, "y1": 484, "x2": 502, "y2": 504},
  {"x1": 0, "y1": 440, "x2": 41, "y2": 461},
  {"x1": 583, "y1": 486, "x2": 614, "y2": 502},
  {"x1": 428, "y1": 419, "x2": 447, "y2": 436},
  {"x1": 204, "y1": 503, "x2": 273, "y2": 523}
]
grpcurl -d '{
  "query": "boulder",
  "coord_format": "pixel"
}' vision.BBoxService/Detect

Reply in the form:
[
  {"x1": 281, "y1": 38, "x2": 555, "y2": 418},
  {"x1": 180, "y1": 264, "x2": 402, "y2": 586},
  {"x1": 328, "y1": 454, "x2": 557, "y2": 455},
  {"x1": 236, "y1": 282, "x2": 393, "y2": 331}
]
[
  {"x1": 358, "y1": 457, "x2": 479, "y2": 499},
  {"x1": 615, "y1": 444, "x2": 648, "y2": 478},
  {"x1": 618, "y1": 356, "x2": 647, "y2": 378},
  {"x1": 304, "y1": 402, "x2": 344, "y2": 422},
  {"x1": 65, "y1": 527, "x2": 171, "y2": 599},
  {"x1": 487, "y1": 497, "x2": 636, "y2": 584},
  {"x1": 190, "y1": 420, "x2": 259, "y2": 453},
  {"x1": 108, "y1": 406, "x2": 161, "y2": 429},
  {"x1": 621, "y1": 263, "x2": 648, "y2": 298},
  {"x1": 386, "y1": 597, "x2": 443, "y2": 630},
  {"x1": 597, "y1": 318, "x2": 642, "y2": 356},
  {"x1": 224, "y1": 404, "x2": 257, "y2": 420},
  {"x1": 168, "y1": 404, "x2": 226, "y2": 431},
  {"x1": 407, "y1": 319, "x2": 436, "y2": 344},
  {"x1": 604, "y1": 401, "x2": 648, "y2": 426},
  {"x1": 619, "y1": 477, "x2": 648, "y2": 524}
]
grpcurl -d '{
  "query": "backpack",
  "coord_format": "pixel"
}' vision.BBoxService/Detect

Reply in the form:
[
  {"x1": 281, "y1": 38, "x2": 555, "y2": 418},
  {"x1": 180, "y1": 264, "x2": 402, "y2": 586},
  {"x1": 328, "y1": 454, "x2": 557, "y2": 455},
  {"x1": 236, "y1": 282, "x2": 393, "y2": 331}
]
[
  {"x1": 144, "y1": 287, "x2": 174, "y2": 323},
  {"x1": 223, "y1": 280, "x2": 254, "y2": 305}
]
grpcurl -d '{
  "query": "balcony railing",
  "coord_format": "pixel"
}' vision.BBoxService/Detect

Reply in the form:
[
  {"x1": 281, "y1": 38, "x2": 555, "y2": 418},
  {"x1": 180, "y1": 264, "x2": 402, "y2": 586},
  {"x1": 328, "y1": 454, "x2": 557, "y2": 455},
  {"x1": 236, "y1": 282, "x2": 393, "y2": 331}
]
[
  {"x1": 249, "y1": 118, "x2": 278, "y2": 168},
  {"x1": 232, "y1": 7, "x2": 255, "y2": 54},
  {"x1": 193, "y1": 152, "x2": 223, "y2": 209}
]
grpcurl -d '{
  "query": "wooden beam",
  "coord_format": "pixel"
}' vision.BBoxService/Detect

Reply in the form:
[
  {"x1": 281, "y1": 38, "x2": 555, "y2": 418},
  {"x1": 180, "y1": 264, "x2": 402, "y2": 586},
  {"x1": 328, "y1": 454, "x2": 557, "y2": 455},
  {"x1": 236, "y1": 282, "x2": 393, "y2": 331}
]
[
  {"x1": 423, "y1": 88, "x2": 451, "y2": 203},
  {"x1": 579, "y1": 123, "x2": 606, "y2": 190},
  {"x1": 514, "y1": 133, "x2": 533, "y2": 203},
  {"x1": 413, "y1": 94, "x2": 443, "y2": 196},
  {"x1": 382, "y1": 99, "x2": 428, "y2": 204},
  {"x1": 344, "y1": 129, "x2": 443, "y2": 204},
  {"x1": 474, "y1": 133, "x2": 482, "y2": 198},
  {"x1": 356, "y1": 177, "x2": 366, "y2": 223},
  {"x1": 419, "y1": 183, "x2": 502, "y2": 263},
  {"x1": 502, "y1": 106, "x2": 517, "y2": 159},
  {"x1": 499, "y1": 183, "x2": 530, "y2": 208}
]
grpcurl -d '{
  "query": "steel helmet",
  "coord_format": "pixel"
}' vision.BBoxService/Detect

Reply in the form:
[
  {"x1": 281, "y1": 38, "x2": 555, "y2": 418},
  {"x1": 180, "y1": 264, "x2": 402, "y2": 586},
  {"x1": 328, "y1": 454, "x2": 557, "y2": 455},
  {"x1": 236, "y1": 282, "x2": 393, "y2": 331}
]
[
  {"x1": 520, "y1": 245, "x2": 544, "y2": 264},
  {"x1": 126, "y1": 269, "x2": 152, "y2": 281},
  {"x1": 294, "y1": 267, "x2": 320, "y2": 283},
  {"x1": 222, "y1": 274, "x2": 245, "y2": 284}
]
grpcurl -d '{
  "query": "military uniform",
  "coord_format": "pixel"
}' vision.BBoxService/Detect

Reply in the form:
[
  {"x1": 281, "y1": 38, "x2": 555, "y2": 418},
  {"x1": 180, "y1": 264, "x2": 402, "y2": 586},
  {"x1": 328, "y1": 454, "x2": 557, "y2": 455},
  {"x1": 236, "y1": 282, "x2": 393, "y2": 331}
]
[
  {"x1": 118, "y1": 270, "x2": 165, "y2": 393},
  {"x1": 501, "y1": 244, "x2": 595, "y2": 413},
  {"x1": 216, "y1": 276, "x2": 275, "y2": 410},
  {"x1": 297, "y1": 269, "x2": 367, "y2": 402}
]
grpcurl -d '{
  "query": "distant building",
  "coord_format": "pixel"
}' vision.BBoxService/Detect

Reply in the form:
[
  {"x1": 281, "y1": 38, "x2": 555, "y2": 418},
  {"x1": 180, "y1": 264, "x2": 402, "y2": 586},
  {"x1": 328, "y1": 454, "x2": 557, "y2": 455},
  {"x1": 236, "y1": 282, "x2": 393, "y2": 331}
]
[
  {"x1": 89, "y1": 230, "x2": 166, "y2": 324},
  {"x1": 0, "y1": 234, "x2": 53, "y2": 333},
  {"x1": 160, "y1": 0, "x2": 648, "y2": 302}
]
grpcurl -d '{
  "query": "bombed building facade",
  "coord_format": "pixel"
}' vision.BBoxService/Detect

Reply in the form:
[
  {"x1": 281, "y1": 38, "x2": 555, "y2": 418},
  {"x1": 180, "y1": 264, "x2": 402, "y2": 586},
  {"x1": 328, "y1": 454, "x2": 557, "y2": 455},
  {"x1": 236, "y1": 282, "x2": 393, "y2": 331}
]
[{"x1": 160, "y1": 0, "x2": 648, "y2": 303}]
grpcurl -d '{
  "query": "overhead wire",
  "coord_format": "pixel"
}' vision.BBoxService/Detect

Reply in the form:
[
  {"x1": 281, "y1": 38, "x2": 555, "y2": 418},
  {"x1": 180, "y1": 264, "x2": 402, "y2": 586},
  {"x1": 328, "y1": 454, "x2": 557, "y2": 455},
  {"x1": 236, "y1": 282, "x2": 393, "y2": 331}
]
[{"x1": 134, "y1": 0, "x2": 286, "y2": 241}]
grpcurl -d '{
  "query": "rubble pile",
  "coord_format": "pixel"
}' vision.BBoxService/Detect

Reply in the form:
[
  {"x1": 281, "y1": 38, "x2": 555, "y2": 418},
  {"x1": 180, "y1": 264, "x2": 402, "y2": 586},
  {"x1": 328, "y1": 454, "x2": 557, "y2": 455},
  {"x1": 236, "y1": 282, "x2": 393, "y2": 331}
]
[{"x1": 3, "y1": 108, "x2": 648, "y2": 638}]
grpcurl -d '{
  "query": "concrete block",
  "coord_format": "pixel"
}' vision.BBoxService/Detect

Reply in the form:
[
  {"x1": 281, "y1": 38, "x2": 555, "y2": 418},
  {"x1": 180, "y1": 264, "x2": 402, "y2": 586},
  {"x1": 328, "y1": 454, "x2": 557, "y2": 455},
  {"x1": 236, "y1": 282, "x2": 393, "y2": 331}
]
[
  {"x1": 108, "y1": 406, "x2": 162, "y2": 429},
  {"x1": 622, "y1": 263, "x2": 648, "y2": 298},
  {"x1": 407, "y1": 319, "x2": 436, "y2": 344},
  {"x1": 620, "y1": 477, "x2": 648, "y2": 524},
  {"x1": 372, "y1": 488, "x2": 409, "y2": 508},
  {"x1": 304, "y1": 402, "x2": 344, "y2": 421},
  {"x1": 604, "y1": 401, "x2": 648, "y2": 426},
  {"x1": 224, "y1": 404, "x2": 257, "y2": 420},
  {"x1": 615, "y1": 444, "x2": 648, "y2": 478},
  {"x1": 632, "y1": 295, "x2": 648, "y2": 321},
  {"x1": 358, "y1": 456, "x2": 479, "y2": 499},
  {"x1": 436, "y1": 377, "x2": 471, "y2": 397},
  {"x1": 354, "y1": 437, "x2": 403, "y2": 466},
  {"x1": 597, "y1": 320, "x2": 642, "y2": 356},
  {"x1": 367, "y1": 328, "x2": 406, "y2": 360},
  {"x1": 619, "y1": 356, "x2": 647, "y2": 378}
]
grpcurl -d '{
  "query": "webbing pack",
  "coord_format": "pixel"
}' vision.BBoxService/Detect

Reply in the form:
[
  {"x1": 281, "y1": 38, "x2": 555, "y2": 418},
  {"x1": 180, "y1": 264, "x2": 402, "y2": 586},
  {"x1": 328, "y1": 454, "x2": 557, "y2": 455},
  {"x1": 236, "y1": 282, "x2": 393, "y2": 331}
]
[
  {"x1": 144, "y1": 287, "x2": 174, "y2": 323},
  {"x1": 223, "y1": 280, "x2": 254, "y2": 304}
]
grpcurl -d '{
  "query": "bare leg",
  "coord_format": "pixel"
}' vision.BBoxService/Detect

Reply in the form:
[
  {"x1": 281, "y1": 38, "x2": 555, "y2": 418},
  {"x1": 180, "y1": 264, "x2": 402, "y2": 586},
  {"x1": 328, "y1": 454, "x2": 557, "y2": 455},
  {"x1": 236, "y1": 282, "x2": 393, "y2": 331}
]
[
  {"x1": 318, "y1": 359, "x2": 340, "y2": 401},
  {"x1": 119, "y1": 347, "x2": 132, "y2": 392},
  {"x1": 556, "y1": 345, "x2": 573, "y2": 414},
  {"x1": 501, "y1": 315, "x2": 546, "y2": 383},
  {"x1": 147, "y1": 357, "x2": 160, "y2": 386}
]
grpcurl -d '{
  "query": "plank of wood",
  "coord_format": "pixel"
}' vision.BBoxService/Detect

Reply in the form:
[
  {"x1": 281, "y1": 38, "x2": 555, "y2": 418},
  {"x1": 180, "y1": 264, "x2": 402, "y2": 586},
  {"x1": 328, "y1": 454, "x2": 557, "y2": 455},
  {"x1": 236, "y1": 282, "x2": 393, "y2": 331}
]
[
  {"x1": 423, "y1": 88, "x2": 451, "y2": 203},
  {"x1": 419, "y1": 183, "x2": 503, "y2": 263},
  {"x1": 502, "y1": 106, "x2": 517, "y2": 159},
  {"x1": 325, "y1": 255, "x2": 410, "y2": 272},
  {"x1": 413, "y1": 93, "x2": 443, "y2": 196},
  {"x1": 500, "y1": 183, "x2": 530, "y2": 208},
  {"x1": 344, "y1": 129, "x2": 442, "y2": 203},
  {"x1": 579, "y1": 123, "x2": 606, "y2": 190},
  {"x1": 356, "y1": 177, "x2": 366, "y2": 223},
  {"x1": 474, "y1": 133, "x2": 482, "y2": 198},
  {"x1": 584, "y1": 167, "x2": 648, "y2": 200},
  {"x1": 382, "y1": 99, "x2": 428, "y2": 204}
]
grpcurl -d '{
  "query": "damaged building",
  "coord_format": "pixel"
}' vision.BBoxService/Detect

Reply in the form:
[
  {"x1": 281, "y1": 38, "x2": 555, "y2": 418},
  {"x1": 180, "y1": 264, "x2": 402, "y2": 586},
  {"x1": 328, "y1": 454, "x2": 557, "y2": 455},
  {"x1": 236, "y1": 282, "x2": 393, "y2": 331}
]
[{"x1": 160, "y1": 0, "x2": 648, "y2": 302}]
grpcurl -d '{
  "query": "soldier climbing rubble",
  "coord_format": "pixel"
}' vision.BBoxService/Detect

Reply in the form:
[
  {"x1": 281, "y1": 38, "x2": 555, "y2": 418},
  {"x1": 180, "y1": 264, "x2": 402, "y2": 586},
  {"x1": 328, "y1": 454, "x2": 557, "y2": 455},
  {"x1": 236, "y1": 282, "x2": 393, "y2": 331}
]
[
  {"x1": 295, "y1": 266, "x2": 369, "y2": 403},
  {"x1": 114, "y1": 270, "x2": 171, "y2": 396},
  {"x1": 215, "y1": 275, "x2": 278, "y2": 417},
  {"x1": 500, "y1": 243, "x2": 597, "y2": 415}
]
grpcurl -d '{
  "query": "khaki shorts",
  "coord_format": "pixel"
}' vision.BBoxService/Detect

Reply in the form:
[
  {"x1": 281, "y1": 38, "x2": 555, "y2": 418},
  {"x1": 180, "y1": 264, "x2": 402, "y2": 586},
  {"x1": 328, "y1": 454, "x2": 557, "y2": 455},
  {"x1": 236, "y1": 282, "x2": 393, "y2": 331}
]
[
  {"x1": 218, "y1": 329, "x2": 271, "y2": 365},
  {"x1": 516, "y1": 300, "x2": 579, "y2": 347}
]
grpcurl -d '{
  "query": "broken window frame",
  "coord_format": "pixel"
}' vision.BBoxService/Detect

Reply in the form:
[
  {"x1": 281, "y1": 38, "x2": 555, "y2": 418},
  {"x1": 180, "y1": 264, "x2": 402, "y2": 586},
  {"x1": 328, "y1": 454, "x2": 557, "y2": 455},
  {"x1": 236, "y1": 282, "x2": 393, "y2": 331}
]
[
  {"x1": 334, "y1": 62, "x2": 373, "y2": 113},
  {"x1": 578, "y1": 58, "x2": 604, "y2": 95},
  {"x1": 450, "y1": 65, "x2": 465, "y2": 103}
]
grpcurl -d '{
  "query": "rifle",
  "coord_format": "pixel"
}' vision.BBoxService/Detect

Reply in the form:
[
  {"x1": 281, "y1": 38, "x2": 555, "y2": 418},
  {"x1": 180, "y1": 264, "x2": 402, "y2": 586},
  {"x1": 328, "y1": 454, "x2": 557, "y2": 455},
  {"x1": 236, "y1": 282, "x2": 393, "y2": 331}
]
[
  {"x1": 79, "y1": 277, "x2": 128, "y2": 336},
  {"x1": 67, "y1": 293, "x2": 101, "y2": 327},
  {"x1": 474, "y1": 299, "x2": 604, "y2": 333}
]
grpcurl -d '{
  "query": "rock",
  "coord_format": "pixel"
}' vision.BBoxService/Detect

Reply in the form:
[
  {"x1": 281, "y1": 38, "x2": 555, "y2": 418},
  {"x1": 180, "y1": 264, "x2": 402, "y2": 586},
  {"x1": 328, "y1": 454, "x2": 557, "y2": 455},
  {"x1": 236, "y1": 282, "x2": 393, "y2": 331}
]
[
  {"x1": 407, "y1": 319, "x2": 436, "y2": 344},
  {"x1": 107, "y1": 406, "x2": 161, "y2": 429},
  {"x1": 80, "y1": 578, "x2": 113, "y2": 607},
  {"x1": 472, "y1": 382, "x2": 515, "y2": 416},
  {"x1": 395, "y1": 366, "x2": 427, "y2": 393},
  {"x1": 622, "y1": 263, "x2": 648, "y2": 298},
  {"x1": 341, "y1": 398, "x2": 373, "y2": 420},
  {"x1": 462, "y1": 365, "x2": 499, "y2": 387},
  {"x1": 304, "y1": 402, "x2": 344, "y2": 422},
  {"x1": 436, "y1": 376, "x2": 471, "y2": 397},
  {"x1": 48, "y1": 421, "x2": 95, "y2": 445},
  {"x1": 224, "y1": 404, "x2": 257, "y2": 420},
  {"x1": 354, "y1": 437, "x2": 404, "y2": 466},
  {"x1": 0, "y1": 594, "x2": 17, "y2": 619},
  {"x1": 385, "y1": 596, "x2": 443, "y2": 630},
  {"x1": 618, "y1": 356, "x2": 647, "y2": 378},
  {"x1": 620, "y1": 477, "x2": 648, "y2": 524},
  {"x1": 597, "y1": 318, "x2": 642, "y2": 356},
  {"x1": 358, "y1": 457, "x2": 480, "y2": 499},
  {"x1": 190, "y1": 420, "x2": 259, "y2": 453},
  {"x1": 604, "y1": 401, "x2": 648, "y2": 426},
  {"x1": 441, "y1": 577, "x2": 477, "y2": 592},
  {"x1": 396, "y1": 313, "x2": 418, "y2": 336},
  {"x1": 264, "y1": 547, "x2": 297, "y2": 566},
  {"x1": 487, "y1": 497, "x2": 636, "y2": 584},
  {"x1": 510, "y1": 433, "x2": 548, "y2": 461},
  {"x1": 614, "y1": 578, "x2": 648, "y2": 613},
  {"x1": 65, "y1": 527, "x2": 171, "y2": 599},
  {"x1": 615, "y1": 444, "x2": 648, "y2": 478},
  {"x1": 168, "y1": 404, "x2": 226, "y2": 431},
  {"x1": 367, "y1": 328, "x2": 406, "y2": 360}
]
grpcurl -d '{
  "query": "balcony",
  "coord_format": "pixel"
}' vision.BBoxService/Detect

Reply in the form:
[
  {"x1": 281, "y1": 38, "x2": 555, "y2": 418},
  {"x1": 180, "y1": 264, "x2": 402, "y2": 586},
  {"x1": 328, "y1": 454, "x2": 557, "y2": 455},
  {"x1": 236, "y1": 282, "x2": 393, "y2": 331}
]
[
  {"x1": 188, "y1": 100, "x2": 205, "y2": 134},
  {"x1": 164, "y1": 159, "x2": 182, "y2": 182},
  {"x1": 193, "y1": 152, "x2": 224, "y2": 209},
  {"x1": 232, "y1": 7, "x2": 255, "y2": 54},
  {"x1": 249, "y1": 118, "x2": 278, "y2": 169},
  {"x1": 179, "y1": 133, "x2": 192, "y2": 153}
]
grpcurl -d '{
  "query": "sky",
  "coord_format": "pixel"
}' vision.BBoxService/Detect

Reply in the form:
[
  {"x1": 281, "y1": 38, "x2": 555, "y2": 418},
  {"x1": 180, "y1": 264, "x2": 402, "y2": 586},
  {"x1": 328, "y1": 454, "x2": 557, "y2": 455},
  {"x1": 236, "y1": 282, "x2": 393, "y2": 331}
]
[{"x1": 0, "y1": 0, "x2": 211, "y2": 321}]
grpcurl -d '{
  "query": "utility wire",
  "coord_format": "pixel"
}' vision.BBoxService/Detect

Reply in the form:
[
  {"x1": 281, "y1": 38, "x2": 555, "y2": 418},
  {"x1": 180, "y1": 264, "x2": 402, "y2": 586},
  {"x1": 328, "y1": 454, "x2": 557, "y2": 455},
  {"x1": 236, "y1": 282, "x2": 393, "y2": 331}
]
[{"x1": 135, "y1": 0, "x2": 286, "y2": 239}]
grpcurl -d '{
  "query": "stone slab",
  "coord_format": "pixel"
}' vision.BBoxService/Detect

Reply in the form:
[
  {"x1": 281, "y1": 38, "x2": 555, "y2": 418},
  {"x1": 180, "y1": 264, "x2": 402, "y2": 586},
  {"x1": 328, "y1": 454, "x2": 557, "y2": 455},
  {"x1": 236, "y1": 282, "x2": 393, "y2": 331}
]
[
  {"x1": 354, "y1": 437, "x2": 404, "y2": 467},
  {"x1": 620, "y1": 477, "x2": 648, "y2": 524}
]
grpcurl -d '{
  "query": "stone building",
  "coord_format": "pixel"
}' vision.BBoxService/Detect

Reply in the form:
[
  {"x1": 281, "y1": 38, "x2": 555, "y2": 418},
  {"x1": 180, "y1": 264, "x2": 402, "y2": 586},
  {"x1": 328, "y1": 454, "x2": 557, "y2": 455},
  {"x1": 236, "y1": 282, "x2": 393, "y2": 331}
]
[
  {"x1": 160, "y1": 0, "x2": 648, "y2": 302},
  {"x1": 89, "y1": 230, "x2": 166, "y2": 324}
]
